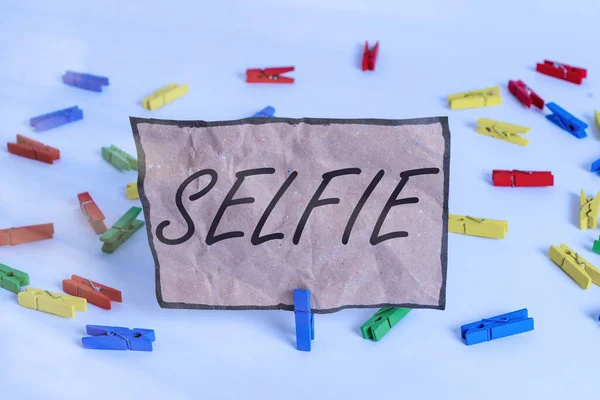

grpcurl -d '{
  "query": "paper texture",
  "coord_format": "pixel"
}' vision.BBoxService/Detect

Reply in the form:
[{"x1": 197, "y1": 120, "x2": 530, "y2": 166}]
[{"x1": 130, "y1": 117, "x2": 450, "y2": 313}]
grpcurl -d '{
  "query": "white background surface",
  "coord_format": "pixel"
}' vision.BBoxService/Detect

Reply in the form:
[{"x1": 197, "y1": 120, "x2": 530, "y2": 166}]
[{"x1": 1, "y1": 1, "x2": 600, "y2": 399}]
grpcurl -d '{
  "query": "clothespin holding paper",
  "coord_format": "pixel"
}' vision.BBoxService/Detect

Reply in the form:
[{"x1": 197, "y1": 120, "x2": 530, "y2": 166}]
[
  {"x1": 102, "y1": 145, "x2": 138, "y2": 171},
  {"x1": 142, "y1": 83, "x2": 189, "y2": 110},
  {"x1": 448, "y1": 86, "x2": 502, "y2": 110},
  {"x1": 461, "y1": 309, "x2": 534, "y2": 345},
  {"x1": 548, "y1": 244, "x2": 600, "y2": 289},
  {"x1": 294, "y1": 289, "x2": 314, "y2": 352},
  {"x1": 580, "y1": 190, "x2": 600, "y2": 230},
  {"x1": 361, "y1": 307, "x2": 411, "y2": 341},
  {"x1": 0, "y1": 263, "x2": 29, "y2": 294},
  {"x1": 100, "y1": 207, "x2": 145, "y2": 253},
  {"x1": 18, "y1": 288, "x2": 87, "y2": 318},
  {"x1": 82, "y1": 325, "x2": 155, "y2": 351},
  {"x1": 476, "y1": 118, "x2": 530, "y2": 146},
  {"x1": 448, "y1": 214, "x2": 508, "y2": 239}
]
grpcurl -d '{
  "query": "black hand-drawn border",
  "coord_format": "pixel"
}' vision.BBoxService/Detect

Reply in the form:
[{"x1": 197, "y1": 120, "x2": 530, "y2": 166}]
[{"x1": 129, "y1": 116, "x2": 451, "y2": 314}]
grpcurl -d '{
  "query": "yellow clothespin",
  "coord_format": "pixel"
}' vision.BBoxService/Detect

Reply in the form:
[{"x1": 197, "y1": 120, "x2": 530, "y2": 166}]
[
  {"x1": 448, "y1": 86, "x2": 502, "y2": 110},
  {"x1": 18, "y1": 288, "x2": 87, "y2": 318},
  {"x1": 475, "y1": 118, "x2": 530, "y2": 146},
  {"x1": 142, "y1": 83, "x2": 189, "y2": 111},
  {"x1": 595, "y1": 110, "x2": 599, "y2": 131},
  {"x1": 580, "y1": 189, "x2": 600, "y2": 229},
  {"x1": 126, "y1": 182, "x2": 139, "y2": 200},
  {"x1": 448, "y1": 214, "x2": 508, "y2": 239},
  {"x1": 548, "y1": 244, "x2": 600, "y2": 289}
]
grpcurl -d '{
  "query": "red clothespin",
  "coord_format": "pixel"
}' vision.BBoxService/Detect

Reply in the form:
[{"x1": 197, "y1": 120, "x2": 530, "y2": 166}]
[
  {"x1": 63, "y1": 275, "x2": 122, "y2": 310},
  {"x1": 7, "y1": 134, "x2": 60, "y2": 164},
  {"x1": 77, "y1": 192, "x2": 107, "y2": 234},
  {"x1": 0, "y1": 223, "x2": 54, "y2": 246},
  {"x1": 362, "y1": 41, "x2": 379, "y2": 71},
  {"x1": 492, "y1": 170, "x2": 554, "y2": 187},
  {"x1": 536, "y1": 60, "x2": 587, "y2": 84},
  {"x1": 246, "y1": 67, "x2": 294, "y2": 84},
  {"x1": 508, "y1": 80, "x2": 544, "y2": 109}
]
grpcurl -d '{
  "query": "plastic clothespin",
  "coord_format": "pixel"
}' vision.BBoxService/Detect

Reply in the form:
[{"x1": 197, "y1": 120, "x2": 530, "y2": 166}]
[
  {"x1": 142, "y1": 83, "x2": 189, "y2": 111},
  {"x1": 18, "y1": 288, "x2": 87, "y2": 318},
  {"x1": 294, "y1": 289, "x2": 314, "y2": 352},
  {"x1": 29, "y1": 106, "x2": 83, "y2": 132},
  {"x1": 361, "y1": 307, "x2": 411, "y2": 341},
  {"x1": 251, "y1": 106, "x2": 276, "y2": 118},
  {"x1": 100, "y1": 207, "x2": 145, "y2": 253},
  {"x1": 362, "y1": 41, "x2": 379, "y2": 71},
  {"x1": 536, "y1": 60, "x2": 587, "y2": 84},
  {"x1": 126, "y1": 182, "x2": 139, "y2": 200},
  {"x1": 545, "y1": 102, "x2": 588, "y2": 138},
  {"x1": 448, "y1": 86, "x2": 502, "y2": 110},
  {"x1": 461, "y1": 309, "x2": 534, "y2": 345},
  {"x1": 548, "y1": 244, "x2": 600, "y2": 289},
  {"x1": 580, "y1": 190, "x2": 600, "y2": 230},
  {"x1": 492, "y1": 170, "x2": 554, "y2": 187},
  {"x1": 7, "y1": 134, "x2": 60, "y2": 164},
  {"x1": 508, "y1": 80, "x2": 544, "y2": 109},
  {"x1": 0, "y1": 263, "x2": 29, "y2": 294},
  {"x1": 82, "y1": 325, "x2": 155, "y2": 351},
  {"x1": 448, "y1": 214, "x2": 508, "y2": 239},
  {"x1": 0, "y1": 223, "x2": 54, "y2": 247},
  {"x1": 62, "y1": 71, "x2": 109, "y2": 92},
  {"x1": 101, "y1": 145, "x2": 138, "y2": 171},
  {"x1": 62, "y1": 275, "x2": 122, "y2": 310},
  {"x1": 590, "y1": 158, "x2": 600, "y2": 174},
  {"x1": 595, "y1": 110, "x2": 599, "y2": 131},
  {"x1": 476, "y1": 118, "x2": 530, "y2": 146},
  {"x1": 77, "y1": 192, "x2": 106, "y2": 234},
  {"x1": 246, "y1": 67, "x2": 294, "y2": 84}
]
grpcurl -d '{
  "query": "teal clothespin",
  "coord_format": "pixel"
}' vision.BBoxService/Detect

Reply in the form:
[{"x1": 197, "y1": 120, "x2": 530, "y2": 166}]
[
  {"x1": 360, "y1": 307, "x2": 411, "y2": 341},
  {"x1": 0, "y1": 263, "x2": 30, "y2": 294},
  {"x1": 101, "y1": 145, "x2": 138, "y2": 171},
  {"x1": 100, "y1": 207, "x2": 145, "y2": 253},
  {"x1": 593, "y1": 237, "x2": 600, "y2": 255}
]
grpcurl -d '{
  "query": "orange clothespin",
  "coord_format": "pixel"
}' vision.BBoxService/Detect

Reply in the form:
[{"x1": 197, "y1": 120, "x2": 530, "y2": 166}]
[
  {"x1": 62, "y1": 275, "x2": 122, "y2": 310},
  {"x1": 362, "y1": 41, "x2": 379, "y2": 71},
  {"x1": 0, "y1": 223, "x2": 54, "y2": 246},
  {"x1": 7, "y1": 134, "x2": 60, "y2": 164},
  {"x1": 246, "y1": 67, "x2": 294, "y2": 83},
  {"x1": 77, "y1": 192, "x2": 106, "y2": 234}
]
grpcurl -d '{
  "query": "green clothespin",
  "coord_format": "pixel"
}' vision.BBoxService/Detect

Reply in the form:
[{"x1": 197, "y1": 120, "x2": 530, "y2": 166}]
[
  {"x1": 360, "y1": 307, "x2": 411, "y2": 341},
  {"x1": 0, "y1": 263, "x2": 30, "y2": 294},
  {"x1": 593, "y1": 237, "x2": 600, "y2": 255},
  {"x1": 100, "y1": 207, "x2": 145, "y2": 253},
  {"x1": 101, "y1": 145, "x2": 138, "y2": 171}
]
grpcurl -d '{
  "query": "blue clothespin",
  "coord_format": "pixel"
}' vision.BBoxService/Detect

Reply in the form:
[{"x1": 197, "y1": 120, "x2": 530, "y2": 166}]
[
  {"x1": 294, "y1": 289, "x2": 314, "y2": 352},
  {"x1": 29, "y1": 106, "x2": 83, "y2": 132},
  {"x1": 62, "y1": 71, "x2": 109, "y2": 92},
  {"x1": 461, "y1": 309, "x2": 534, "y2": 345},
  {"x1": 251, "y1": 106, "x2": 275, "y2": 118},
  {"x1": 591, "y1": 158, "x2": 600, "y2": 173},
  {"x1": 82, "y1": 325, "x2": 155, "y2": 351},
  {"x1": 545, "y1": 102, "x2": 588, "y2": 138}
]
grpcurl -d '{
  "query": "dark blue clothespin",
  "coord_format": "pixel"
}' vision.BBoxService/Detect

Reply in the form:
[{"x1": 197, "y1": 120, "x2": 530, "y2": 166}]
[
  {"x1": 461, "y1": 309, "x2": 534, "y2": 345},
  {"x1": 591, "y1": 158, "x2": 600, "y2": 173},
  {"x1": 82, "y1": 325, "x2": 155, "y2": 351},
  {"x1": 545, "y1": 102, "x2": 588, "y2": 139},
  {"x1": 29, "y1": 106, "x2": 83, "y2": 132},
  {"x1": 251, "y1": 106, "x2": 275, "y2": 118},
  {"x1": 294, "y1": 289, "x2": 314, "y2": 352},
  {"x1": 62, "y1": 71, "x2": 109, "y2": 92}
]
